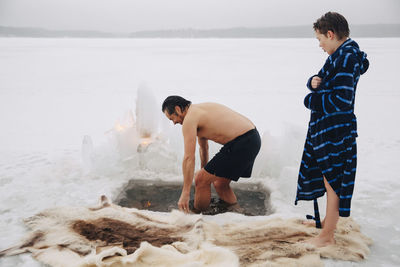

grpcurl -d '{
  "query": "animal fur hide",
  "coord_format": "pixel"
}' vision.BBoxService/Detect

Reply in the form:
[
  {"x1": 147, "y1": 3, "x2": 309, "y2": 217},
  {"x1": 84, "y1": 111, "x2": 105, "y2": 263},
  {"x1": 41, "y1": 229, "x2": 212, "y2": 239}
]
[{"x1": 0, "y1": 196, "x2": 372, "y2": 266}]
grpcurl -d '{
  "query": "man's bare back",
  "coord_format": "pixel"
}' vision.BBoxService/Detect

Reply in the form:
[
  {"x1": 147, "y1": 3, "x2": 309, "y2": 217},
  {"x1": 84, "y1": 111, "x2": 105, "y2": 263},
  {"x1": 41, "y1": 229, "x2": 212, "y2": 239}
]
[{"x1": 184, "y1": 103, "x2": 255, "y2": 145}]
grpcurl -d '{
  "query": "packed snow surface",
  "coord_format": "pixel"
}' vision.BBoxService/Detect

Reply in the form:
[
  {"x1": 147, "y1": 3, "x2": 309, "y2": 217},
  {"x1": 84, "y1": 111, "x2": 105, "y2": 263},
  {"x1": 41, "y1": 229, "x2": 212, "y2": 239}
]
[{"x1": 0, "y1": 37, "x2": 399, "y2": 266}]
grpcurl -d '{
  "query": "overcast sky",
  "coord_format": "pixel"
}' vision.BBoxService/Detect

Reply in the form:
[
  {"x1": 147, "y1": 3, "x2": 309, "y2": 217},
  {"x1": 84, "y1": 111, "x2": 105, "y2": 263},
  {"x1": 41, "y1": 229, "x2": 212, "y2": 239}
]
[{"x1": 1, "y1": 0, "x2": 399, "y2": 32}]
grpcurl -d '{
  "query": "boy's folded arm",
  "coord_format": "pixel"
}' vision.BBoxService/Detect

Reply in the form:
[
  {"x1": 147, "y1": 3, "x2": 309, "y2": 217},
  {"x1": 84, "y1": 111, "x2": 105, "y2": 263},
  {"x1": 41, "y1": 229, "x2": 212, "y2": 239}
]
[
  {"x1": 307, "y1": 67, "x2": 324, "y2": 91},
  {"x1": 304, "y1": 55, "x2": 359, "y2": 114},
  {"x1": 306, "y1": 74, "x2": 320, "y2": 91}
]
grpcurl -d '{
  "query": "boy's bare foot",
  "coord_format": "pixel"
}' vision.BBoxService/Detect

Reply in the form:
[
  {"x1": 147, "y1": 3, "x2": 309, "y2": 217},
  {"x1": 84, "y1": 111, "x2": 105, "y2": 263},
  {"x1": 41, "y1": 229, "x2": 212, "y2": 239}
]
[
  {"x1": 302, "y1": 220, "x2": 317, "y2": 227},
  {"x1": 302, "y1": 219, "x2": 325, "y2": 228},
  {"x1": 306, "y1": 235, "x2": 335, "y2": 248}
]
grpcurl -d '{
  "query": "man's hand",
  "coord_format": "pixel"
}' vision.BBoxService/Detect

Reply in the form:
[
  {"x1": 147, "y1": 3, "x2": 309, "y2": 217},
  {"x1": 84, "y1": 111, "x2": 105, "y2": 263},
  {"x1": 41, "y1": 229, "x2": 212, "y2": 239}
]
[
  {"x1": 311, "y1": 76, "x2": 322, "y2": 89},
  {"x1": 178, "y1": 192, "x2": 190, "y2": 213}
]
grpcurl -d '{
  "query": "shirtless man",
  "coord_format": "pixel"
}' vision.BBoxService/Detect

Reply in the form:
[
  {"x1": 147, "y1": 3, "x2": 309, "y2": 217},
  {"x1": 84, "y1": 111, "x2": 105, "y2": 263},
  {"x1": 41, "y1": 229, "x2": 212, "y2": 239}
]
[{"x1": 162, "y1": 95, "x2": 261, "y2": 213}]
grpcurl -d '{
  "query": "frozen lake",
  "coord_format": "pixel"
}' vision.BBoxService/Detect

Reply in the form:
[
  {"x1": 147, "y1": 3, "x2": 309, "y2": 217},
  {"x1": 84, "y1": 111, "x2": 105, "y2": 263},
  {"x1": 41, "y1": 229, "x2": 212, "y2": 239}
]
[{"x1": 0, "y1": 37, "x2": 399, "y2": 266}]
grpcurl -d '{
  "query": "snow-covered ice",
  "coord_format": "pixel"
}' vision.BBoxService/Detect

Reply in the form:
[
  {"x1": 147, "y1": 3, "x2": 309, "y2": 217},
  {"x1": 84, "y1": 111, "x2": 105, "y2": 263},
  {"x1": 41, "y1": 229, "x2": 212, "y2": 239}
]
[{"x1": 0, "y1": 37, "x2": 399, "y2": 266}]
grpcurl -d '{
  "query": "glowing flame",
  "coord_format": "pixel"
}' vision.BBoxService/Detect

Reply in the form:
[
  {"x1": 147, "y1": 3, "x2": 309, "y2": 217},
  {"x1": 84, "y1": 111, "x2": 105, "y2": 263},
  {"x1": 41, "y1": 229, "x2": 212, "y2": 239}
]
[
  {"x1": 146, "y1": 201, "x2": 151, "y2": 207},
  {"x1": 114, "y1": 122, "x2": 125, "y2": 132},
  {"x1": 141, "y1": 137, "x2": 153, "y2": 146}
]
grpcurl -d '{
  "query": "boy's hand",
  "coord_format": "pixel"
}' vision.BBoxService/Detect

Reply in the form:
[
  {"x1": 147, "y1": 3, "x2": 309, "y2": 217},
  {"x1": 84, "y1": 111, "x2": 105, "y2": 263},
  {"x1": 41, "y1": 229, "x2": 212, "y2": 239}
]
[{"x1": 311, "y1": 76, "x2": 322, "y2": 89}]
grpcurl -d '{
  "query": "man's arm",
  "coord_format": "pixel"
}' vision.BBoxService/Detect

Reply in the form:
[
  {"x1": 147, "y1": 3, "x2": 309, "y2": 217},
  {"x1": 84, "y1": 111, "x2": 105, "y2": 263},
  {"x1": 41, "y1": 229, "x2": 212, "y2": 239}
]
[
  {"x1": 179, "y1": 117, "x2": 197, "y2": 212},
  {"x1": 198, "y1": 137, "x2": 209, "y2": 169}
]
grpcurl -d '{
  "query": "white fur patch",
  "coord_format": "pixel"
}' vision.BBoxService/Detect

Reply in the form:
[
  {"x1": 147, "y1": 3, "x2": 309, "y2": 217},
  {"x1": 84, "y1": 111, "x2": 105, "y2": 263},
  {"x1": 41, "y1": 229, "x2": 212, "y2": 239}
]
[{"x1": 0, "y1": 196, "x2": 372, "y2": 266}]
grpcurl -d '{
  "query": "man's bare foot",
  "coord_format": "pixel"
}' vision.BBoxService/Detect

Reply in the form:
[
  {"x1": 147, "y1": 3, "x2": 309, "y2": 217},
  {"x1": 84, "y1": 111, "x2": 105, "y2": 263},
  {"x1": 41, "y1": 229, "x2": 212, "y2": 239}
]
[{"x1": 306, "y1": 235, "x2": 335, "y2": 248}]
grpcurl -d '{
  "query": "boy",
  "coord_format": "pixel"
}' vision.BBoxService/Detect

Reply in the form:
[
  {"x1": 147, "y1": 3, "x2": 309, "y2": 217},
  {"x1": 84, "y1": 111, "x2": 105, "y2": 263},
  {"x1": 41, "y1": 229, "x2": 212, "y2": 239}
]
[{"x1": 295, "y1": 12, "x2": 369, "y2": 247}]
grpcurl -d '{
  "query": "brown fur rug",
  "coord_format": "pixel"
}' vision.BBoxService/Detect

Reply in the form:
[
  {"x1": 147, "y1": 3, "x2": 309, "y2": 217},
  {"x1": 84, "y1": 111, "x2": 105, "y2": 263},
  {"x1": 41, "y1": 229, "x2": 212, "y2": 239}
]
[{"x1": 0, "y1": 196, "x2": 372, "y2": 266}]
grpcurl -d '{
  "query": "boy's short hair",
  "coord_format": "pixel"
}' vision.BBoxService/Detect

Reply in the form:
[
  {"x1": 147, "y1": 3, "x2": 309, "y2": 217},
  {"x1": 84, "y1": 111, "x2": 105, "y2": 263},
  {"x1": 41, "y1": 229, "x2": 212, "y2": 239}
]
[
  {"x1": 162, "y1": 95, "x2": 191, "y2": 115},
  {"x1": 313, "y1": 12, "x2": 350, "y2": 40}
]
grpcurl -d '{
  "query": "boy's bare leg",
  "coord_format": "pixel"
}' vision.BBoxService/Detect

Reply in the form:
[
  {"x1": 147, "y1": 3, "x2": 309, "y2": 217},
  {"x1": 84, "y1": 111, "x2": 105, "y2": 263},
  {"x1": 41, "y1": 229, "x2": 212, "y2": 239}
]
[
  {"x1": 307, "y1": 176, "x2": 339, "y2": 247},
  {"x1": 213, "y1": 178, "x2": 237, "y2": 204}
]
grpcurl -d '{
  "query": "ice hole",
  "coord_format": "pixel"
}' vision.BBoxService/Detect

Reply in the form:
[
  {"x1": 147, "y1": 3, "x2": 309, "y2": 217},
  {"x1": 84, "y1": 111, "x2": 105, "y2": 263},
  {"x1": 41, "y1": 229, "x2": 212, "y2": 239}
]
[{"x1": 116, "y1": 180, "x2": 271, "y2": 216}]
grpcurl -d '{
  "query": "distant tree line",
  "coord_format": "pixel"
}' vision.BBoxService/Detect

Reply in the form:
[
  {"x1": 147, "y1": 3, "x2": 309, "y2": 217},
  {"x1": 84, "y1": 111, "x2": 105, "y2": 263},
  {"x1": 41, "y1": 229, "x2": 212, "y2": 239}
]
[{"x1": 1, "y1": 25, "x2": 399, "y2": 38}]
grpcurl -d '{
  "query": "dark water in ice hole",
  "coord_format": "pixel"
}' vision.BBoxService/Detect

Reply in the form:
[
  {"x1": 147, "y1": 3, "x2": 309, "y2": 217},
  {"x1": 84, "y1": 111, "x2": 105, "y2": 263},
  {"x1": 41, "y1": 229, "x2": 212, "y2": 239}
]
[{"x1": 116, "y1": 179, "x2": 271, "y2": 216}]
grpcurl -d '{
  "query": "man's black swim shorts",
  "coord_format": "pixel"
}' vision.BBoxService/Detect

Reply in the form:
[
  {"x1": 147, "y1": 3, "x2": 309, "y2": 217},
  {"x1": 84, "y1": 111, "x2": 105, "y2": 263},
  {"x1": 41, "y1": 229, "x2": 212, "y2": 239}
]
[{"x1": 204, "y1": 128, "x2": 261, "y2": 181}]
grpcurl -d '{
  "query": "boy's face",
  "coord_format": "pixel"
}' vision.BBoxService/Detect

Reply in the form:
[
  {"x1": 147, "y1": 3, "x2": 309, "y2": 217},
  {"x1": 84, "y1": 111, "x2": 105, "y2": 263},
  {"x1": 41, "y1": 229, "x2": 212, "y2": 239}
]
[{"x1": 315, "y1": 30, "x2": 337, "y2": 55}]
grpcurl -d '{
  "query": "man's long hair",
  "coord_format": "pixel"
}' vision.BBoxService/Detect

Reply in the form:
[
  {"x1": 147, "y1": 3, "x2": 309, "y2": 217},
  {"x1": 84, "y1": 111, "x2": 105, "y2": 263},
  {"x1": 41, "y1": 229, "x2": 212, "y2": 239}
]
[{"x1": 162, "y1": 95, "x2": 191, "y2": 115}]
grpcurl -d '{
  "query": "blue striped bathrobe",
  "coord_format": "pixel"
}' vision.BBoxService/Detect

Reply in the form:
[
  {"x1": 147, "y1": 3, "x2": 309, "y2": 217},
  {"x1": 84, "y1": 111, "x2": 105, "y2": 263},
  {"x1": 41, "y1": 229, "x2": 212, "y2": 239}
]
[{"x1": 295, "y1": 39, "x2": 369, "y2": 227}]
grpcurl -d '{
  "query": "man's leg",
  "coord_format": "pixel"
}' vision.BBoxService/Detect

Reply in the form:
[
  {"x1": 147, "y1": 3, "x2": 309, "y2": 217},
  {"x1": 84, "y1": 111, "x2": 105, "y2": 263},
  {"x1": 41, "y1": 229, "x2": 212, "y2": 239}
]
[
  {"x1": 213, "y1": 178, "x2": 237, "y2": 204},
  {"x1": 307, "y1": 176, "x2": 339, "y2": 247},
  {"x1": 194, "y1": 169, "x2": 217, "y2": 211}
]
